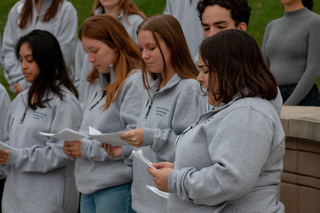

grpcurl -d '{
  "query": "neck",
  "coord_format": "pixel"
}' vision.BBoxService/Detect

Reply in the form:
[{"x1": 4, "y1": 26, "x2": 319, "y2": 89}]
[
  {"x1": 283, "y1": 1, "x2": 304, "y2": 12},
  {"x1": 159, "y1": 67, "x2": 175, "y2": 90},
  {"x1": 35, "y1": 0, "x2": 43, "y2": 12},
  {"x1": 104, "y1": 5, "x2": 120, "y2": 17}
]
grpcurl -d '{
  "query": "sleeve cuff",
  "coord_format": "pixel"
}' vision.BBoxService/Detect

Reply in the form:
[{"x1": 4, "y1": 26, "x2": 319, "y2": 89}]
[{"x1": 168, "y1": 169, "x2": 178, "y2": 193}]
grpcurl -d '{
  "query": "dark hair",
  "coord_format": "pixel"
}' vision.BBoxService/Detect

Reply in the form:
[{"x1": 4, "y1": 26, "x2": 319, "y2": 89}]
[
  {"x1": 137, "y1": 14, "x2": 198, "y2": 89},
  {"x1": 302, "y1": 0, "x2": 313, "y2": 10},
  {"x1": 196, "y1": 0, "x2": 252, "y2": 27},
  {"x1": 19, "y1": 0, "x2": 64, "y2": 29},
  {"x1": 15, "y1": 30, "x2": 78, "y2": 109},
  {"x1": 199, "y1": 29, "x2": 277, "y2": 104}
]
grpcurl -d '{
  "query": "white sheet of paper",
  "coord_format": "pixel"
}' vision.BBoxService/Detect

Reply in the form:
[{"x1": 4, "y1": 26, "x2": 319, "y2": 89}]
[
  {"x1": 145, "y1": 185, "x2": 169, "y2": 199},
  {"x1": 132, "y1": 149, "x2": 156, "y2": 169},
  {"x1": 88, "y1": 126, "x2": 127, "y2": 146},
  {"x1": 39, "y1": 128, "x2": 87, "y2": 141},
  {"x1": 0, "y1": 141, "x2": 13, "y2": 150}
]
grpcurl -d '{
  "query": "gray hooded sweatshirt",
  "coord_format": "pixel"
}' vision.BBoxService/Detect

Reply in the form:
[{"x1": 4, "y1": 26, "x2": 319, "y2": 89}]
[
  {"x1": 74, "y1": 71, "x2": 145, "y2": 194},
  {"x1": 131, "y1": 74, "x2": 201, "y2": 213},
  {"x1": 74, "y1": 6, "x2": 144, "y2": 103},
  {"x1": 0, "y1": 84, "x2": 11, "y2": 142},
  {"x1": 167, "y1": 93, "x2": 285, "y2": 213},
  {"x1": 0, "y1": 87, "x2": 82, "y2": 213},
  {"x1": 1, "y1": 0, "x2": 77, "y2": 91}
]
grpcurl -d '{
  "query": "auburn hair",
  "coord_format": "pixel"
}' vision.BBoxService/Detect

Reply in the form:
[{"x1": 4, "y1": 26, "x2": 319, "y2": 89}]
[
  {"x1": 79, "y1": 14, "x2": 141, "y2": 109},
  {"x1": 19, "y1": 0, "x2": 64, "y2": 29}
]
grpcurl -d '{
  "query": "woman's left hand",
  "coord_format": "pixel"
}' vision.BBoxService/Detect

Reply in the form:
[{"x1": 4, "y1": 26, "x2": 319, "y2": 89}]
[
  {"x1": 120, "y1": 128, "x2": 144, "y2": 147},
  {"x1": 63, "y1": 140, "x2": 82, "y2": 158},
  {"x1": 148, "y1": 167, "x2": 173, "y2": 192},
  {"x1": 0, "y1": 150, "x2": 10, "y2": 165}
]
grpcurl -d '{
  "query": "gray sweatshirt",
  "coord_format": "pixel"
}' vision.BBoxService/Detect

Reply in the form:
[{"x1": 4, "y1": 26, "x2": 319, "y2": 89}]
[
  {"x1": 163, "y1": 0, "x2": 204, "y2": 62},
  {"x1": 74, "y1": 71, "x2": 145, "y2": 194},
  {"x1": 262, "y1": 8, "x2": 320, "y2": 105},
  {"x1": 0, "y1": 84, "x2": 11, "y2": 141},
  {"x1": 167, "y1": 94, "x2": 285, "y2": 212},
  {"x1": 1, "y1": 87, "x2": 82, "y2": 213},
  {"x1": 132, "y1": 74, "x2": 201, "y2": 213},
  {"x1": 1, "y1": 0, "x2": 77, "y2": 91},
  {"x1": 74, "y1": 7, "x2": 144, "y2": 103}
]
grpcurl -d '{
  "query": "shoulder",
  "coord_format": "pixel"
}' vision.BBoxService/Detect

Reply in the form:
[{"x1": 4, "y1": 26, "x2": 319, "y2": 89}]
[
  {"x1": 179, "y1": 78, "x2": 200, "y2": 91},
  {"x1": 122, "y1": 70, "x2": 144, "y2": 89},
  {"x1": 60, "y1": 1, "x2": 77, "y2": 13},
  {"x1": 8, "y1": 0, "x2": 24, "y2": 17},
  {"x1": 127, "y1": 14, "x2": 144, "y2": 23}
]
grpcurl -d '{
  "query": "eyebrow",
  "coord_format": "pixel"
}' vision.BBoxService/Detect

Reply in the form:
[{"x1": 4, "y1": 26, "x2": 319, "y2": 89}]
[
  {"x1": 202, "y1": 20, "x2": 228, "y2": 26},
  {"x1": 19, "y1": 54, "x2": 33, "y2": 58},
  {"x1": 198, "y1": 64, "x2": 207, "y2": 69}
]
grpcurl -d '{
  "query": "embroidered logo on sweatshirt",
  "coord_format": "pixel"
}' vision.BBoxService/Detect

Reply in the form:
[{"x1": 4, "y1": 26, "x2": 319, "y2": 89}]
[
  {"x1": 156, "y1": 106, "x2": 169, "y2": 117},
  {"x1": 33, "y1": 111, "x2": 47, "y2": 120}
]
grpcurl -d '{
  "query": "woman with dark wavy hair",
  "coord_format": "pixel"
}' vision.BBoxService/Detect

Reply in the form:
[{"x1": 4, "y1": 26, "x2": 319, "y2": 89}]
[
  {"x1": 1, "y1": 0, "x2": 77, "y2": 95},
  {"x1": 149, "y1": 29, "x2": 285, "y2": 212},
  {"x1": 0, "y1": 30, "x2": 82, "y2": 213}
]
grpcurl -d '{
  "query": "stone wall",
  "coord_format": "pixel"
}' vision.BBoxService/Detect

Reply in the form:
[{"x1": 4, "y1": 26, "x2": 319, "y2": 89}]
[{"x1": 280, "y1": 106, "x2": 320, "y2": 213}]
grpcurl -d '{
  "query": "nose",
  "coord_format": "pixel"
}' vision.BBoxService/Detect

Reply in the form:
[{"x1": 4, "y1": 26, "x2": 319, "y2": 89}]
[
  {"x1": 88, "y1": 53, "x2": 95, "y2": 63},
  {"x1": 20, "y1": 59, "x2": 27, "y2": 70},
  {"x1": 208, "y1": 28, "x2": 218, "y2": 37},
  {"x1": 197, "y1": 72, "x2": 203, "y2": 83},
  {"x1": 141, "y1": 50, "x2": 150, "y2": 60}
]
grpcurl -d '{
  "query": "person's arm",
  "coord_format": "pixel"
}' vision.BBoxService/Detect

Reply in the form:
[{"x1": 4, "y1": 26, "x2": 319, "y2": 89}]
[
  {"x1": 55, "y1": 2, "x2": 78, "y2": 79},
  {"x1": 168, "y1": 107, "x2": 283, "y2": 205},
  {"x1": 163, "y1": 0, "x2": 173, "y2": 15},
  {"x1": 0, "y1": 85, "x2": 11, "y2": 141},
  {"x1": 74, "y1": 39, "x2": 86, "y2": 89},
  {"x1": 1, "y1": 6, "x2": 25, "y2": 91},
  {"x1": 6, "y1": 95, "x2": 83, "y2": 173},
  {"x1": 262, "y1": 22, "x2": 272, "y2": 68},
  {"x1": 284, "y1": 18, "x2": 320, "y2": 105}
]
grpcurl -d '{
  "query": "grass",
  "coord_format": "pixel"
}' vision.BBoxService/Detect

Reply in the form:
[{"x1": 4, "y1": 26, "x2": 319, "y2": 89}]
[{"x1": 1, "y1": 0, "x2": 320, "y2": 100}]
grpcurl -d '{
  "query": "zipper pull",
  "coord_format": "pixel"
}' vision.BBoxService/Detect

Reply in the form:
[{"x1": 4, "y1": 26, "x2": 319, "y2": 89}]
[{"x1": 145, "y1": 105, "x2": 151, "y2": 119}]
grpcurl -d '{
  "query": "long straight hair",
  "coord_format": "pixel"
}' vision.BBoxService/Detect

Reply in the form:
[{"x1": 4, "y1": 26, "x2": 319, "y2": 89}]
[
  {"x1": 79, "y1": 14, "x2": 141, "y2": 109},
  {"x1": 15, "y1": 30, "x2": 78, "y2": 109},
  {"x1": 137, "y1": 14, "x2": 198, "y2": 89},
  {"x1": 200, "y1": 29, "x2": 277, "y2": 104},
  {"x1": 19, "y1": 0, "x2": 64, "y2": 29},
  {"x1": 302, "y1": 0, "x2": 314, "y2": 10},
  {"x1": 90, "y1": 0, "x2": 146, "y2": 24}
]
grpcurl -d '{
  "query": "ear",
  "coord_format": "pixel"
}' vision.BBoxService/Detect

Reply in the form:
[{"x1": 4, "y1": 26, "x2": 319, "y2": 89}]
[{"x1": 237, "y1": 22, "x2": 247, "y2": 31}]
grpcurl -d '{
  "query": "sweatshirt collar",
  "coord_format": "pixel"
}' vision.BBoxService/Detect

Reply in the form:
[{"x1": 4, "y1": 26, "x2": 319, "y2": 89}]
[
  {"x1": 150, "y1": 73, "x2": 182, "y2": 93},
  {"x1": 284, "y1": 7, "x2": 308, "y2": 18},
  {"x1": 94, "y1": 5, "x2": 125, "y2": 19}
]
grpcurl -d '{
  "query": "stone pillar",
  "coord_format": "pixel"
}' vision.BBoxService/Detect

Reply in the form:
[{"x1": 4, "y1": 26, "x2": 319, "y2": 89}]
[{"x1": 280, "y1": 106, "x2": 320, "y2": 213}]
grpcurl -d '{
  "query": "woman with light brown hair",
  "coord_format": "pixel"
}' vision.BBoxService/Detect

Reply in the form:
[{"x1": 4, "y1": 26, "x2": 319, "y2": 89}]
[
  {"x1": 63, "y1": 14, "x2": 145, "y2": 213},
  {"x1": 1, "y1": 0, "x2": 77, "y2": 95},
  {"x1": 104, "y1": 14, "x2": 201, "y2": 212},
  {"x1": 75, "y1": 0, "x2": 145, "y2": 103}
]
